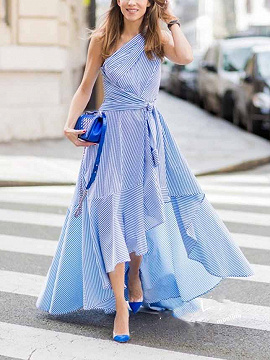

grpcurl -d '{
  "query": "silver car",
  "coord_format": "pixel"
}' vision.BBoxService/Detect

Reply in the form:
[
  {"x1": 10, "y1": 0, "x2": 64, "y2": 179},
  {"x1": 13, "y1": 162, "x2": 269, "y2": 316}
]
[{"x1": 198, "y1": 36, "x2": 270, "y2": 120}]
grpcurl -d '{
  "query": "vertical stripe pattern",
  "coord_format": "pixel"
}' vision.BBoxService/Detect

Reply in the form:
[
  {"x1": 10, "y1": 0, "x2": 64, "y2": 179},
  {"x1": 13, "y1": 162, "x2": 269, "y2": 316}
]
[{"x1": 36, "y1": 33, "x2": 254, "y2": 319}]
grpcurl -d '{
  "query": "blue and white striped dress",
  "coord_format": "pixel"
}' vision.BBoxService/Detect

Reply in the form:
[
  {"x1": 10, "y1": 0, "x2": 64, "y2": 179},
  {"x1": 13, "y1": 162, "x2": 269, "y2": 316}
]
[{"x1": 36, "y1": 33, "x2": 254, "y2": 318}]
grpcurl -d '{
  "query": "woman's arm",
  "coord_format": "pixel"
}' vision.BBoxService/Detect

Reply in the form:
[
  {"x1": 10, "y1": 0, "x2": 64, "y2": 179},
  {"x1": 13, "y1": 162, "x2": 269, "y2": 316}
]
[
  {"x1": 161, "y1": 26, "x2": 194, "y2": 65},
  {"x1": 160, "y1": 0, "x2": 193, "y2": 65},
  {"x1": 64, "y1": 32, "x2": 104, "y2": 147}
]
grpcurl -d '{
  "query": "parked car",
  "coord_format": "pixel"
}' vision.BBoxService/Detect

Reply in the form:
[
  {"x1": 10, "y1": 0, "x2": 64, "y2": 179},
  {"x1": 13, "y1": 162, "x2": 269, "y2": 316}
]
[
  {"x1": 160, "y1": 58, "x2": 174, "y2": 89},
  {"x1": 197, "y1": 36, "x2": 270, "y2": 121},
  {"x1": 165, "y1": 50, "x2": 203, "y2": 102},
  {"x1": 233, "y1": 44, "x2": 270, "y2": 135}
]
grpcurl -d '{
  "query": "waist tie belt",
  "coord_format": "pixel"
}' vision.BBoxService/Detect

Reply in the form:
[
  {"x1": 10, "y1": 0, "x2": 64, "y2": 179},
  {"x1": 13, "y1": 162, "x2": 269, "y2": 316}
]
[
  {"x1": 99, "y1": 97, "x2": 160, "y2": 168},
  {"x1": 74, "y1": 96, "x2": 161, "y2": 218}
]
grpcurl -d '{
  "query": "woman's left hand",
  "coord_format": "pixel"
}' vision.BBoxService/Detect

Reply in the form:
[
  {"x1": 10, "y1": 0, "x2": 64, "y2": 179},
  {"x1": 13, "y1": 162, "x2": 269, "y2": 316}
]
[{"x1": 158, "y1": 0, "x2": 178, "y2": 24}]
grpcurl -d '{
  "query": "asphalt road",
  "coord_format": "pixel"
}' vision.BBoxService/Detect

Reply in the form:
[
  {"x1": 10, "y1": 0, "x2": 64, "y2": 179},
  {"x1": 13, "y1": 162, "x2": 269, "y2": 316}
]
[{"x1": 0, "y1": 163, "x2": 270, "y2": 360}]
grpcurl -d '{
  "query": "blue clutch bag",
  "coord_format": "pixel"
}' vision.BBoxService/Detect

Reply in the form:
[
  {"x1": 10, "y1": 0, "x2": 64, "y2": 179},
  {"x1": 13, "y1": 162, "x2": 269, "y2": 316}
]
[{"x1": 73, "y1": 110, "x2": 107, "y2": 217}]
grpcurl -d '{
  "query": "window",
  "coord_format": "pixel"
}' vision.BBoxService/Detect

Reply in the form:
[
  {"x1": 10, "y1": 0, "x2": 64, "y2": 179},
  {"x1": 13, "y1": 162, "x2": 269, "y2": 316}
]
[
  {"x1": 246, "y1": 0, "x2": 252, "y2": 13},
  {"x1": 223, "y1": 47, "x2": 253, "y2": 72},
  {"x1": 265, "y1": 0, "x2": 270, "y2": 10},
  {"x1": 1, "y1": 0, "x2": 10, "y2": 26},
  {"x1": 244, "y1": 56, "x2": 254, "y2": 76},
  {"x1": 257, "y1": 52, "x2": 270, "y2": 78}
]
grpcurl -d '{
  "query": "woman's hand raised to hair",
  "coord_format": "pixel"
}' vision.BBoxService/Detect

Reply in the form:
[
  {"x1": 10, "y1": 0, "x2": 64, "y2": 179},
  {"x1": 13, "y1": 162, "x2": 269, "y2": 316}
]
[
  {"x1": 158, "y1": 0, "x2": 178, "y2": 24},
  {"x1": 63, "y1": 127, "x2": 97, "y2": 147}
]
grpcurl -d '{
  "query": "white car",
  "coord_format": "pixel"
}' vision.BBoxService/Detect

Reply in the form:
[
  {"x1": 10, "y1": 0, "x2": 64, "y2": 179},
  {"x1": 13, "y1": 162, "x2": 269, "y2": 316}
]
[{"x1": 197, "y1": 36, "x2": 270, "y2": 120}]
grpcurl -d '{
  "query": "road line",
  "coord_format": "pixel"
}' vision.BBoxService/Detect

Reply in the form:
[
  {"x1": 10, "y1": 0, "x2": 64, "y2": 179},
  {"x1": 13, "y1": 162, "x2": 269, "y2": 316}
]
[
  {"x1": 0, "y1": 233, "x2": 269, "y2": 258},
  {"x1": 0, "y1": 209, "x2": 66, "y2": 227},
  {"x1": 0, "y1": 321, "x2": 223, "y2": 360},
  {"x1": 215, "y1": 209, "x2": 270, "y2": 226},
  {"x1": 1, "y1": 206, "x2": 270, "y2": 228},
  {"x1": 200, "y1": 184, "x2": 270, "y2": 195},
  {"x1": 206, "y1": 194, "x2": 270, "y2": 208},
  {"x1": 180, "y1": 298, "x2": 270, "y2": 332},
  {"x1": 0, "y1": 235, "x2": 56, "y2": 256},
  {"x1": 198, "y1": 174, "x2": 270, "y2": 185}
]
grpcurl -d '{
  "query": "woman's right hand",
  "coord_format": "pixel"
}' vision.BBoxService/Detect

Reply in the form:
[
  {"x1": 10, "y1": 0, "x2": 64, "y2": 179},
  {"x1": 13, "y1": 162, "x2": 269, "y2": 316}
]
[{"x1": 63, "y1": 127, "x2": 97, "y2": 147}]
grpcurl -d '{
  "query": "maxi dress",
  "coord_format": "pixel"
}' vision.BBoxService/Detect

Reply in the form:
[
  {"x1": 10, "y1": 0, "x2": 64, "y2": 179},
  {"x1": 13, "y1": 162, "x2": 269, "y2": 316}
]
[{"x1": 36, "y1": 33, "x2": 254, "y2": 319}]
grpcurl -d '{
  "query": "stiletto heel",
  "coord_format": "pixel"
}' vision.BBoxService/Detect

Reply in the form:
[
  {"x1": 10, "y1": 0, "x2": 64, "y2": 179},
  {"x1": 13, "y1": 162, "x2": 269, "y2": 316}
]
[
  {"x1": 127, "y1": 268, "x2": 143, "y2": 314},
  {"x1": 128, "y1": 298, "x2": 143, "y2": 314},
  {"x1": 112, "y1": 300, "x2": 130, "y2": 343}
]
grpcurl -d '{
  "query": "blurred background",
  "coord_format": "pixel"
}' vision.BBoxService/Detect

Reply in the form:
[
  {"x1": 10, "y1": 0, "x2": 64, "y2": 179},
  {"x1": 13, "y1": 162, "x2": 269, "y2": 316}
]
[
  {"x1": 1, "y1": 3, "x2": 270, "y2": 358},
  {"x1": 1, "y1": 0, "x2": 270, "y2": 143}
]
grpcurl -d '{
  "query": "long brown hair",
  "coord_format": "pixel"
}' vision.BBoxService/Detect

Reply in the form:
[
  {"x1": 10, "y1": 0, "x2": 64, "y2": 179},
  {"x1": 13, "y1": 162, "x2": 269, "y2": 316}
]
[{"x1": 88, "y1": 0, "x2": 166, "y2": 62}]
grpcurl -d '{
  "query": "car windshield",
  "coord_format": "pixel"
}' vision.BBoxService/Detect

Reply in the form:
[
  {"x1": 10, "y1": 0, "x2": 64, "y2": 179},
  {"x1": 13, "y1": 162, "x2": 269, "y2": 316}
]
[
  {"x1": 223, "y1": 47, "x2": 252, "y2": 71},
  {"x1": 184, "y1": 56, "x2": 201, "y2": 72},
  {"x1": 257, "y1": 51, "x2": 270, "y2": 78}
]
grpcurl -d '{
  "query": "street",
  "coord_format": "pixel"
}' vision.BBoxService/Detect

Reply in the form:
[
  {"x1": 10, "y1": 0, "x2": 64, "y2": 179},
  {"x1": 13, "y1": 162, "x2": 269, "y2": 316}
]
[
  {"x1": 0, "y1": 162, "x2": 269, "y2": 359},
  {"x1": 1, "y1": 0, "x2": 270, "y2": 358}
]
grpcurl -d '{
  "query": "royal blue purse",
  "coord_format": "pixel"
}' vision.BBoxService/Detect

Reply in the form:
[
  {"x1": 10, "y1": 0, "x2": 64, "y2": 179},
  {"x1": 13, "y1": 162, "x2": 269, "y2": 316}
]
[{"x1": 73, "y1": 110, "x2": 107, "y2": 217}]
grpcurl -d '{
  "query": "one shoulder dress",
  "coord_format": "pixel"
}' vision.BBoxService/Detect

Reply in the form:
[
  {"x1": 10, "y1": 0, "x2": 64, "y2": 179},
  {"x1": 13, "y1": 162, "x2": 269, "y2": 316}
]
[{"x1": 36, "y1": 33, "x2": 254, "y2": 319}]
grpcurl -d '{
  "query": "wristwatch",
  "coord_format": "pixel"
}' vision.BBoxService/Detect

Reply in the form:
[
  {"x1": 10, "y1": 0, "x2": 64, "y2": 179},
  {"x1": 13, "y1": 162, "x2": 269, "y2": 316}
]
[{"x1": 167, "y1": 18, "x2": 181, "y2": 31}]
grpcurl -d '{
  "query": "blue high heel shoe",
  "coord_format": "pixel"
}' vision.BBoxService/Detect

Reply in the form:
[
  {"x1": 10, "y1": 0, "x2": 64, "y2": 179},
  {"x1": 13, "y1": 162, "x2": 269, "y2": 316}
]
[
  {"x1": 127, "y1": 268, "x2": 143, "y2": 314},
  {"x1": 112, "y1": 300, "x2": 130, "y2": 343}
]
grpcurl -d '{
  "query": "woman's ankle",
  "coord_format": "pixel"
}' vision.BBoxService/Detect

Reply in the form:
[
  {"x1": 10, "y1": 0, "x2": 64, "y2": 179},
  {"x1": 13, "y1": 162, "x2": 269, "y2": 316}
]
[
  {"x1": 128, "y1": 268, "x2": 140, "y2": 277},
  {"x1": 115, "y1": 298, "x2": 128, "y2": 310}
]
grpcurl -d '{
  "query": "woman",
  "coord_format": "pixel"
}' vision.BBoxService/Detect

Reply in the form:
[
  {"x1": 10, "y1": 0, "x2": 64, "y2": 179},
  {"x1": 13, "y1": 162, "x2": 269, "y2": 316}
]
[{"x1": 36, "y1": 0, "x2": 254, "y2": 343}]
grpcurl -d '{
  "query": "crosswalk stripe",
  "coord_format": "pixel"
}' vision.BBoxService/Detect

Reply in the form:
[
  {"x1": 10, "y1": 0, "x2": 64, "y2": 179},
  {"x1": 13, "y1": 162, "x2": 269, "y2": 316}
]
[
  {"x1": 206, "y1": 194, "x2": 270, "y2": 207},
  {"x1": 0, "y1": 206, "x2": 269, "y2": 228},
  {"x1": 0, "y1": 180, "x2": 269, "y2": 357},
  {"x1": 0, "y1": 193, "x2": 70, "y2": 207},
  {"x1": 1, "y1": 188, "x2": 270, "y2": 212},
  {"x1": 0, "y1": 262, "x2": 269, "y2": 296},
  {"x1": 180, "y1": 298, "x2": 270, "y2": 332},
  {"x1": 0, "y1": 268, "x2": 269, "y2": 333},
  {"x1": 0, "y1": 209, "x2": 65, "y2": 227},
  {"x1": 235, "y1": 264, "x2": 270, "y2": 284},
  {"x1": 0, "y1": 321, "x2": 223, "y2": 360},
  {"x1": 0, "y1": 186, "x2": 75, "y2": 194},
  {"x1": 0, "y1": 233, "x2": 269, "y2": 258},
  {"x1": 0, "y1": 234, "x2": 56, "y2": 256},
  {"x1": 0, "y1": 270, "x2": 43, "y2": 297},
  {"x1": 232, "y1": 233, "x2": 270, "y2": 250},
  {"x1": 215, "y1": 209, "x2": 270, "y2": 226},
  {"x1": 200, "y1": 184, "x2": 270, "y2": 195},
  {"x1": 198, "y1": 174, "x2": 270, "y2": 184}
]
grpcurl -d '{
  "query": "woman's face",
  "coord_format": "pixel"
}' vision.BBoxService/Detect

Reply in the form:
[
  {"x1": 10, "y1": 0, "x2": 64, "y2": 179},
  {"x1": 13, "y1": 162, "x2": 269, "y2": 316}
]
[{"x1": 117, "y1": 0, "x2": 151, "y2": 21}]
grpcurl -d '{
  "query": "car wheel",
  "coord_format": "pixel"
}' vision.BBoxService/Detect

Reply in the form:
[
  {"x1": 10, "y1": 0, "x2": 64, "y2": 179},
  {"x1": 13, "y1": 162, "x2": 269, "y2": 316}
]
[
  {"x1": 217, "y1": 97, "x2": 225, "y2": 119},
  {"x1": 247, "y1": 113, "x2": 261, "y2": 134},
  {"x1": 198, "y1": 95, "x2": 204, "y2": 108},
  {"x1": 233, "y1": 107, "x2": 241, "y2": 127},
  {"x1": 203, "y1": 95, "x2": 210, "y2": 112},
  {"x1": 221, "y1": 93, "x2": 234, "y2": 121}
]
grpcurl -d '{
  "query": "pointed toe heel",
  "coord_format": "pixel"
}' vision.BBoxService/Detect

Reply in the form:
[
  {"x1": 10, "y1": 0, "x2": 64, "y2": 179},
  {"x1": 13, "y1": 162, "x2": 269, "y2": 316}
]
[
  {"x1": 112, "y1": 300, "x2": 130, "y2": 342},
  {"x1": 113, "y1": 331, "x2": 130, "y2": 343},
  {"x1": 127, "y1": 268, "x2": 143, "y2": 314},
  {"x1": 128, "y1": 299, "x2": 143, "y2": 314}
]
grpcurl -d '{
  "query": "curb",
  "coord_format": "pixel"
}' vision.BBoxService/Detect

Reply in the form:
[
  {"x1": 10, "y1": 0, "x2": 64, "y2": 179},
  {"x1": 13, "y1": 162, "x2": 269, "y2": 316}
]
[
  {"x1": 0, "y1": 156, "x2": 270, "y2": 187},
  {"x1": 0, "y1": 181, "x2": 75, "y2": 187},
  {"x1": 196, "y1": 156, "x2": 270, "y2": 177}
]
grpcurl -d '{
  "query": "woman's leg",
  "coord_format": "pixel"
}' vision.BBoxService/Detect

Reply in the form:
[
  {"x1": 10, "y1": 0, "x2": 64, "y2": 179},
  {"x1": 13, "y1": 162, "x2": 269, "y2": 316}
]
[
  {"x1": 108, "y1": 262, "x2": 129, "y2": 335},
  {"x1": 128, "y1": 252, "x2": 143, "y2": 302}
]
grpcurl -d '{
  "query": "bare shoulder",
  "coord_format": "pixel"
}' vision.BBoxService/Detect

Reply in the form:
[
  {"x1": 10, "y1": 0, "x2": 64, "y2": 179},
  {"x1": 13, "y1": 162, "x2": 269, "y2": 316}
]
[
  {"x1": 88, "y1": 30, "x2": 104, "y2": 50},
  {"x1": 91, "y1": 30, "x2": 104, "y2": 43},
  {"x1": 86, "y1": 30, "x2": 104, "y2": 64}
]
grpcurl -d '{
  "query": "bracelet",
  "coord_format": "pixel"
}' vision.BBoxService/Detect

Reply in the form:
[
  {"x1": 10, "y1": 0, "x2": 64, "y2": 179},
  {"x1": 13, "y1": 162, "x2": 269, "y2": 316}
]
[{"x1": 167, "y1": 18, "x2": 181, "y2": 31}]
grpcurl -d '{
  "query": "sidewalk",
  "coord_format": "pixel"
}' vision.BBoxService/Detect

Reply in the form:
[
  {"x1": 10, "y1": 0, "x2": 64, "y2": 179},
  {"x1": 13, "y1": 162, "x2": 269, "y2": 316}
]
[{"x1": 1, "y1": 90, "x2": 270, "y2": 186}]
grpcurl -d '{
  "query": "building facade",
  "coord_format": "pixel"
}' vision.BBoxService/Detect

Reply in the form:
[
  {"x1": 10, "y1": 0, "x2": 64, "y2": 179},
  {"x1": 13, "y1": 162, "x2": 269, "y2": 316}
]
[
  {"x1": 0, "y1": 0, "x2": 88, "y2": 142},
  {"x1": 176, "y1": 0, "x2": 270, "y2": 52}
]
